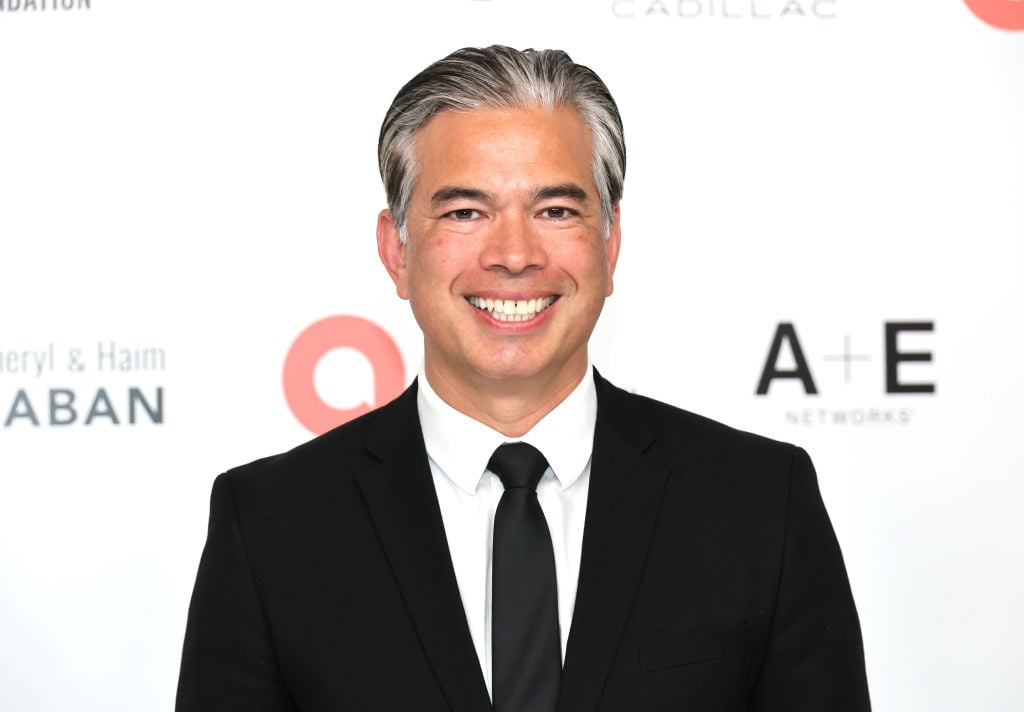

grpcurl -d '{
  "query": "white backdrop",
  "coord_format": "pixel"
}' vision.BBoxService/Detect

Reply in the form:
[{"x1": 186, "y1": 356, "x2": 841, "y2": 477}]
[{"x1": 2, "y1": 1, "x2": 1022, "y2": 710}]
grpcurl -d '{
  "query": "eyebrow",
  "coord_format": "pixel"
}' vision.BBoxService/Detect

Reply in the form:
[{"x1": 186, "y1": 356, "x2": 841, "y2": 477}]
[
  {"x1": 430, "y1": 186, "x2": 495, "y2": 207},
  {"x1": 534, "y1": 183, "x2": 590, "y2": 204},
  {"x1": 430, "y1": 183, "x2": 592, "y2": 209}
]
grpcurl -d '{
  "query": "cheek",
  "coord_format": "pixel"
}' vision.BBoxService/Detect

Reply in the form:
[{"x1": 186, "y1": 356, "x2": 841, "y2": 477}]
[
  {"x1": 554, "y1": 237, "x2": 611, "y2": 283},
  {"x1": 416, "y1": 231, "x2": 468, "y2": 266},
  {"x1": 406, "y1": 241, "x2": 468, "y2": 298}
]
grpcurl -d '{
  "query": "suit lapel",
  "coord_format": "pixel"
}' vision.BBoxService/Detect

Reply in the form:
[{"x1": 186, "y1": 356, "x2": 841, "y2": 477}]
[
  {"x1": 357, "y1": 383, "x2": 492, "y2": 712},
  {"x1": 558, "y1": 373, "x2": 673, "y2": 712}
]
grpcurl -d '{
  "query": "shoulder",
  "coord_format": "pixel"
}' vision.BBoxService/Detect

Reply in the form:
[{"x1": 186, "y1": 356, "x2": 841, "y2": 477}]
[
  {"x1": 595, "y1": 374, "x2": 823, "y2": 539},
  {"x1": 217, "y1": 383, "x2": 418, "y2": 502},
  {"x1": 595, "y1": 372, "x2": 806, "y2": 480}
]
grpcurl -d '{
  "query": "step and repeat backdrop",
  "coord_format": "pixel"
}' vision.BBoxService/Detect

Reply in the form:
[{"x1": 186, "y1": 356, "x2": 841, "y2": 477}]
[{"x1": 2, "y1": 1, "x2": 1022, "y2": 709}]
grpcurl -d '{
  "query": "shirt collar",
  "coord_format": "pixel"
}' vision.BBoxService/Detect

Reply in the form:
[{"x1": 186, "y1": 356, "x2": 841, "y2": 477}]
[{"x1": 417, "y1": 365, "x2": 597, "y2": 495}]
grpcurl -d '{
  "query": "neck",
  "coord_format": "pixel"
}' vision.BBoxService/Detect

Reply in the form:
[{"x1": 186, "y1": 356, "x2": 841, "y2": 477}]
[{"x1": 424, "y1": 359, "x2": 589, "y2": 437}]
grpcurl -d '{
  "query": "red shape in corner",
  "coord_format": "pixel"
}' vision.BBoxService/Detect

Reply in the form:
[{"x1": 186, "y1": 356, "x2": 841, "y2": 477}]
[
  {"x1": 283, "y1": 315, "x2": 405, "y2": 435},
  {"x1": 964, "y1": 0, "x2": 1024, "y2": 30}
]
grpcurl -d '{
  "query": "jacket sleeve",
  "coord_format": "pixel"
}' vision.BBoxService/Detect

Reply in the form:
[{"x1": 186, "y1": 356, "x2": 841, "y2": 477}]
[
  {"x1": 751, "y1": 447, "x2": 871, "y2": 711},
  {"x1": 175, "y1": 473, "x2": 298, "y2": 712}
]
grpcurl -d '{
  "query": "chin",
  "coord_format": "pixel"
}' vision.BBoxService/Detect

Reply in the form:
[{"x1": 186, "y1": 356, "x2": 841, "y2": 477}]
[{"x1": 473, "y1": 363, "x2": 543, "y2": 383}]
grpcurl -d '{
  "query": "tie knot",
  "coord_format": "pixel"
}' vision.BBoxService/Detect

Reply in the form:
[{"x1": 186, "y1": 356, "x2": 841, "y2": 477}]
[{"x1": 488, "y1": 442, "x2": 549, "y2": 491}]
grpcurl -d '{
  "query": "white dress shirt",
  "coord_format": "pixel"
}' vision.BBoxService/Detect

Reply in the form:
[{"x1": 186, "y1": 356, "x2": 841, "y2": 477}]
[{"x1": 417, "y1": 367, "x2": 596, "y2": 698}]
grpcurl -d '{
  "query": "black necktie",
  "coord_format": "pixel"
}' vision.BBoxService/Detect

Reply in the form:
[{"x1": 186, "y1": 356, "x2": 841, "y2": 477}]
[{"x1": 488, "y1": 442, "x2": 561, "y2": 712}]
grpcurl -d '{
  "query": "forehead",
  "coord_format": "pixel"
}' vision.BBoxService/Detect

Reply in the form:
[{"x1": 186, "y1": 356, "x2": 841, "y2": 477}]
[{"x1": 411, "y1": 105, "x2": 595, "y2": 191}]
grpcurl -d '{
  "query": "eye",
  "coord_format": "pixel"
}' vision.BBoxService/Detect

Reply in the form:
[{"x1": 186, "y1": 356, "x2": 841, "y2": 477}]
[
  {"x1": 445, "y1": 208, "x2": 481, "y2": 221},
  {"x1": 541, "y1": 206, "x2": 577, "y2": 219}
]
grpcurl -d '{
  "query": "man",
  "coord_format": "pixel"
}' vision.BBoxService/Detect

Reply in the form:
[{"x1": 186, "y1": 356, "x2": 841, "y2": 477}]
[{"x1": 176, "y1": 46, "x2": 870, "y2": 711}]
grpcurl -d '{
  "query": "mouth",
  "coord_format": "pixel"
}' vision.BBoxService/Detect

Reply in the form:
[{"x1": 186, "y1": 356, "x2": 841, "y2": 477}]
[{"x1": 466, "y1": 296, "x2": 558, "y2": 322}]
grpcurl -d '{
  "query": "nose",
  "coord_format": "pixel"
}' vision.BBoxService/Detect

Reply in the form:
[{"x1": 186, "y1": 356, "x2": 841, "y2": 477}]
[{"x1": 480, "y1": 214, "x2": 547, "y2": 274}]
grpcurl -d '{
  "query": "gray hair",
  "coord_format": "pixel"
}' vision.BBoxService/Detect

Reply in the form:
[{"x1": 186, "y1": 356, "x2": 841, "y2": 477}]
[{"x1": 378, "y1": 45, "x2": 625, "y2": 242}]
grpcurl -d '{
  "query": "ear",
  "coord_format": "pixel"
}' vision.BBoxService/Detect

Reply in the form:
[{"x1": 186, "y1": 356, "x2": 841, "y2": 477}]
[
  {"x1": 604, "y1": 205, "x2": 622, "y2": 297},
  {"x1": 377, "y1": 209, "x2": 409, "y2": 300}
]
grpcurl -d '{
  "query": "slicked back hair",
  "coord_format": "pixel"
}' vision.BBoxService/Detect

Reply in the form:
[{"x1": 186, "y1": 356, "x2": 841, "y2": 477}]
[{"x1": 378, "y1": 45, "x2": 625, "y2": 242}]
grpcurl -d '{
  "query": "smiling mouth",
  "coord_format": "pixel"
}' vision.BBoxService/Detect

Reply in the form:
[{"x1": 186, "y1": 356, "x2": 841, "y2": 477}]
[{"x1": 467, "y1": 296, "x2": 557, "y2": 322}]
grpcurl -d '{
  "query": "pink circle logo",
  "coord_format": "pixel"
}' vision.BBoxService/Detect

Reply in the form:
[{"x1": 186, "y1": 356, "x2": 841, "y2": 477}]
[
  {"x1": 964, "y1": 0, "x2": 1024, "y2": 29},
  {"x1": 283, "y1": 316, "x2": 406, "y2": 435}
]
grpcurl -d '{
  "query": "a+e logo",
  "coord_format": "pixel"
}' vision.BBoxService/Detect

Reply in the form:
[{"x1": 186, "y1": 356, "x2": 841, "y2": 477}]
[{"x1": 756, "y1": 321, "x2": 936, "y2": 396}]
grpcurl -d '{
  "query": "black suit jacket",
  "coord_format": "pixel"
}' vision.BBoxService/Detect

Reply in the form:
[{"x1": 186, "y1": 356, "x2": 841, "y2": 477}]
[{"x1": 176, "y1": 372, "x2": 870, "y2": 711}]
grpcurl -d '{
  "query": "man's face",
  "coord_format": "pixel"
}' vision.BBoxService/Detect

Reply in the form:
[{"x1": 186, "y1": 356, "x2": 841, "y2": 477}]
[{"x1": 378, "y1": 105, "x2": 620, "y2": 395}]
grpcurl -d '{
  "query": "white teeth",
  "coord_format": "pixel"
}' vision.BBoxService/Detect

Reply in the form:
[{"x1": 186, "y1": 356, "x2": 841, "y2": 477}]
[{"x1": 468, "y1": 296, "x2": 556, "y2": 322}]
